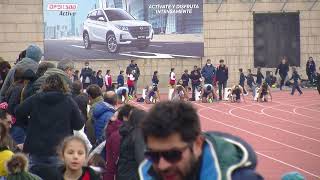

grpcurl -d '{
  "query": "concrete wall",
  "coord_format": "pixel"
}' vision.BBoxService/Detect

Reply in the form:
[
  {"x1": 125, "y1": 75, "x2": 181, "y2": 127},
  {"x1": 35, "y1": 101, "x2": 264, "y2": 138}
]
[
  {"x1": 1, "y1": 0, "x2": 319, "y2": 89},
  {"x1": 204, "y1": 0, "x2": 320, "y2": 84}
]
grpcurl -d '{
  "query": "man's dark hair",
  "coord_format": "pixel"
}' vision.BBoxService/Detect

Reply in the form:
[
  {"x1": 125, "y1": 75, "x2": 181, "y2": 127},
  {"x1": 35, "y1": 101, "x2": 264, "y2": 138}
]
[
  {"x1": 36, "y1": 62, "x2": 56, "y2": 78},
  {"x1": 153, "y1": 86, "x2": 158, "y2": 92},
  {"x1": 207, "y1": 59, "x2": 211, "y2": 62},
  {"x1": 131, "y1": 60, "x2": 135, "y2": 63},
  {"x1": 128, "y1": 108, "x2": 146, "y2": 128},
  {"x1": 239, "y1": 68, "x2": 243, "y2": 73},
  {"x1": 118, "y1": 104, "x2": 135, "y2": 121},
  {"x1": 86, "y1": 84, "x2": 102, "y2": 99},
  {"x1": 219, "y1": 59, "x2": 224, "y2": 63},
  {"x1": 71, "y1": 80, "x2": 82, "y2": 95},
  {"x1": 141, "y1": 101, "x2": 200, "y2": 143},
  {"x1": 103, "y1": 91, "x2": 117, "y2": 106}
]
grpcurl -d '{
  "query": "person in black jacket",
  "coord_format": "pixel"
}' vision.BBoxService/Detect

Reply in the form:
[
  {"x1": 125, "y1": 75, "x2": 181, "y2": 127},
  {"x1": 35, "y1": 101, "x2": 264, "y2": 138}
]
[
  {"x1": 255, "y1": 67, "x2": 264, "y2": 87},
  {"x1": 71, "y1": 80, "x2": 89, "y2": 121},
  {"x1": 181, "y1": 69, "x2": 190, "y2": 90},
  {"x1": 15, "y1": 74, "x2": 85, "y2": 180},
  {"x1": 316, "y1": 67, "x2": 320, "y2": 95},
  {"x1": 246, "y1": 69, "x2": 256, "y2": 98},
  {"x1": 239, "y1": 68, "x2": 247, "y2": 94},
  {"x1": 306, "y1": 57, "x2": 316, "y2": 84},
  {"x1": 290, "y1": 67, "x2": 303, "y2": 95},
  {"x1": 80, "y1": 61, "x2": 93, "y2": 89},
  {"x1": 189, "y1": 66, "x2": 201, "y2": 101},
  {"x1": 275, "y1": 58, "x2": 289, "y2": 90},
  {"x1": 152, "y1": 71, "x2": 159, "y2": 87},
  {"x1": 117, "y1": 108, "x2": 146, "y2": 180},
  {"x1": 96, "y1": 70, "x2": 104, "y2": 88},
  {"x1": 126, "y1": 60, "x2": 140, "y2": 98},
  {"x1": 216, "y1": 59, "x2": 228, "y2": 100}
]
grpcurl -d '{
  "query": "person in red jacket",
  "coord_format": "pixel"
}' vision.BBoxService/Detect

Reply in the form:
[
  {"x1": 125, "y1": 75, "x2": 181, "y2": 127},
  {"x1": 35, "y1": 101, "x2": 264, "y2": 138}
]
[
  {"x1": 104, "y1": 104, "x2": 135, "y2": 180},
  {"x1": 169, "y1": 68, "x2": 176, "y2": 87},
  {"x1": 104, "y1": 70, "x2": 113, "y2": 91}
]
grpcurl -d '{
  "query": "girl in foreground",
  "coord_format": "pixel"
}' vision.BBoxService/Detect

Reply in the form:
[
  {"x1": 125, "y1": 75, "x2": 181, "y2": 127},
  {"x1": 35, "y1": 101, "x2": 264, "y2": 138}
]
[{"x1": 59, "y1": 136, "x2": 99, "y2": 180}]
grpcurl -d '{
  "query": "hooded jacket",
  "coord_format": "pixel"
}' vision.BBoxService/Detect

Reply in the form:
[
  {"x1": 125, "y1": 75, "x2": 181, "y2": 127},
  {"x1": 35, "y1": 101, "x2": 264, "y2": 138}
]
[
  {"x1": 0, "y1": 45, "x2": 42, "y2": 102},
  {"x1": 15, "y1": 91, "x2": 84, "y2": 156},
  {"x1": 93, "y1": 102, "x2": 116, "y2": 141},
  {"x1": 33, "y1": 68, "x2": 72, "y2": 93},
  {"x1": 126, "y1": 64, "x2": 140, "y2": 80},
  {"x1": 139, "y1": 131, "x2": 263, "y2": 180}
]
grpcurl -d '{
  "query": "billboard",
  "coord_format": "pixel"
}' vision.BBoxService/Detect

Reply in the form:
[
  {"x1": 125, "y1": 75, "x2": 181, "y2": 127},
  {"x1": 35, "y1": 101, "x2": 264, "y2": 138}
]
[{"x1": 43, "y1": 0, "x2": 203, "y2": 60}]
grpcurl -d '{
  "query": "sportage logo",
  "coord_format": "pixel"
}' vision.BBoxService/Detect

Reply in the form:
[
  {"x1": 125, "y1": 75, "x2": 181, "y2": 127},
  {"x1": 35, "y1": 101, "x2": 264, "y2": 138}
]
[{"x1": 47, "y1": 3, "x2": 78, "y2": 11}]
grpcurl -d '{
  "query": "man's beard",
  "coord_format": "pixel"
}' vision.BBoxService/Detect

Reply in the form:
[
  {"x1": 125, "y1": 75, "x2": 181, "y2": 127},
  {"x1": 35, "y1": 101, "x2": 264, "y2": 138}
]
[{"x1": 156, "y1": 154, "x2": 200, "y2": 180}]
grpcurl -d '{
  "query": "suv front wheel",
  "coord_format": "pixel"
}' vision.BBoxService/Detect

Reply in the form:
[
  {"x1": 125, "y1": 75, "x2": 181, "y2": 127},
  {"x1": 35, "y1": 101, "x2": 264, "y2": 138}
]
[
  {"x1": 83, "y1": 32, "x2": 91, "y2": 49},
  {"x1": 106, "y1": 34, "x2": 120, "y2": 53}
]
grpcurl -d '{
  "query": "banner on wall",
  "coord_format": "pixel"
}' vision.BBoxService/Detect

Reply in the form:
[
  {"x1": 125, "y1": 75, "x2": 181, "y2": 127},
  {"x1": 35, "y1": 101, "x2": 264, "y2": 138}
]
[{"x1": 43, "y1": 0, "x2": 203, "y2": 60}]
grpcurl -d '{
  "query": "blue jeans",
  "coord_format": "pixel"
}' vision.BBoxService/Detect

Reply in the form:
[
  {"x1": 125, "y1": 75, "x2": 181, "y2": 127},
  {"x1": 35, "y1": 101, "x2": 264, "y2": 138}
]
[{"x1": 249, "y1": 84, "x2": 256, "y2": 97}]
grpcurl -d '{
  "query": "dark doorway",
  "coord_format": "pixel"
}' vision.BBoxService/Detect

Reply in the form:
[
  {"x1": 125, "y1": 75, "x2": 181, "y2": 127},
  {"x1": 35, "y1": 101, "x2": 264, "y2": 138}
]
[{"x1": 254, "y1": 12, "x2": 300, "y2": 68}]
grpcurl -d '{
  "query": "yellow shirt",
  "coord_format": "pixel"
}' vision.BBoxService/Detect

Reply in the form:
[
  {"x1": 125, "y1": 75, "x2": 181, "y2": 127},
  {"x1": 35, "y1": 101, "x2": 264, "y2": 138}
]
[{"x1": 0, "y1": 150, "x2": 14, "y2": 177}]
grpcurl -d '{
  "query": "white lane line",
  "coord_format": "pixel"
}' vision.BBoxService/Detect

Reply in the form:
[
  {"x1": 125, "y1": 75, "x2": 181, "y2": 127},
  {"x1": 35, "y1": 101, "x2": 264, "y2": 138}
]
[{"x1": 256, "y1": 152, "x2": 320, "y2": 179}]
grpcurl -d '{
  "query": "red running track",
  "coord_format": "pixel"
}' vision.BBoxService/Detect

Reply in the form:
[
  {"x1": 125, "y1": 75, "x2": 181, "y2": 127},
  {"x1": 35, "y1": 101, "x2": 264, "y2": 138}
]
[{"x1": 130, "y1": 90, "x2": 320, "y2": 180}]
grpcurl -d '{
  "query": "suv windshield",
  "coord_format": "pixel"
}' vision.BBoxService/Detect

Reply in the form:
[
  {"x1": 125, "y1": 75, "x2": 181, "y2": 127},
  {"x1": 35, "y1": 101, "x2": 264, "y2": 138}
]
[{"x1": 104, "y1": 9, "x2": 135, "y2": 21}]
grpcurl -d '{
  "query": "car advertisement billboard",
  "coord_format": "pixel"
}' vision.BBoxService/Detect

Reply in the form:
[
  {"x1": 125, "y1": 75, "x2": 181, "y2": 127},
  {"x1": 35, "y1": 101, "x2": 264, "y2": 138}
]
[{"x1": 43, "y1": 0, "x2": 203, "y2": 60}]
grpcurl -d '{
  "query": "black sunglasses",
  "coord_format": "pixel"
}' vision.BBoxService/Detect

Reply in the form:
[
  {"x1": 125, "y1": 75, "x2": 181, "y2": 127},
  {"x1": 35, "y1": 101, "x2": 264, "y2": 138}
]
[{"x1": 144, "y1": 144, "x2": 191, "y2": 164}]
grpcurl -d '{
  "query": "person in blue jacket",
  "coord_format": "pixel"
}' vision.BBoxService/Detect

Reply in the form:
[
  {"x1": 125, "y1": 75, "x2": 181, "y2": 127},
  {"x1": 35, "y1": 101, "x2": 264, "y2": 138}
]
[
  {"x1": 139, "y1": 101, "x2": 263, "y2": 180},
  {"x1": 93, "y1": 91, "x2": 117, "y2": 142},
  {"x1": 117, "y1": 70, "x2": 124, "y2": 88},
  {"x1": 201, "y1": 59, "x2": 216, "y2": 85}
]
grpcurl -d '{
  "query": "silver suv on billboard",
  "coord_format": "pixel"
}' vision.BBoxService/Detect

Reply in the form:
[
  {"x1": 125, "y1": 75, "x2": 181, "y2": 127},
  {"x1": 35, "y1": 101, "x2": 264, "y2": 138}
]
[{"x1": 83, "y1": 8, "x2": 154, "y2": 53}]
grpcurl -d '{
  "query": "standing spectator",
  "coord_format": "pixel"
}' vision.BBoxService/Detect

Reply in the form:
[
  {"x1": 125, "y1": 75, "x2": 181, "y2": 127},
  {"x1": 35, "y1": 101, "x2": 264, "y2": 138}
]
[
  {"x1": 0, "y1": 60, "x2": 11, "y2": 90},
  {"x1": 117, "y1": 109, "x2": 146, "y2": 180},
  {"x1": 73, "y1": 69, "x2": 79, "y2": 81},
  {"x1": 80, "y1": 61, "x2": 93, "y2": 89},
  {"x1": 290, "y1": 67, "x2": 303, "y2": 95},
  {"x1": 0, "y1": 45, "x2": 42, "y2": 102},
  {"x1": 190, "y1": 66, "x2": 201, "y2": 101},
  {"x1": 139, "y1": 101, "x2": 263, "y2": 180},
  {"x1": 255, "y1": 67, "x2": 264, "y2": 87},
  {"x1": 0, "y1": 122, "x2": 14, "y2": 177},
  {"x1": 104, "y1": 105, "x2": 135, "y2": 180},
  {"x1": 169, "y1": 68, "x2": 176, "y2": 87},
  {"x1": 239, "y1": 68, "x2": 247, "y2": 94},
  {"x1": 152, "y1": 71, "x2": 159, "y2": 87},
  {"x1": 96, "y1": 70, "x2": 104, "y2": 88},
  {"x1": 306, "y1": 57, "x2": 316, "y2": 84},
  {"x1": 15, "y1": 74, "x2": 84, "y2": 180},
  {"x1": 275, "y1": 57, "x2": 289, "y2": 90},
  {"x1": 117, "y1": 70, "x2": 124, "y2": 88},
  {"x1": 86, "y1": 85, "x2": 104, "y2": 144},
  {"x1": 181, "y1": 69, "x2": 190, "y2": 90},
  {"x1": 126, "y1": 60, "x2": 140, "y2": 98},
  {"x1": 71, "y1": 80, "x2": 89, "y2": 121},
  {"x1": 316, "y1": 67, "x2": 320, "y2": 95},
  {"x1": 93, "y1": 91, "x2": 117, "y2": 142},
  {"x1": 91, "y1": 71, "x2": 97, "y2": 85},
  {"x1": 201, "y1": 59, "x2": 216, "y2": 85},
  {"x1": 32, "y1": 60, "x2": 74, "y2": 93},
  {"x1": 105, "y1": 70, "x2": 113, "y2": 91},
  {"x1": 216, "y1": 59, "x2": 229, "y2": 100},
  {"x1": 127, "y1": 71, "x2": 135, "y2": 98}
]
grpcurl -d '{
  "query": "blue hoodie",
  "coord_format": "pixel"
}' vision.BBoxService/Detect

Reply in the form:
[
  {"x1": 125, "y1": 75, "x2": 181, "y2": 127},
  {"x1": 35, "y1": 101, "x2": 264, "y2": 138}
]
[{"x1": 93, "y1": 102, "x2": 116, "y2": 141}]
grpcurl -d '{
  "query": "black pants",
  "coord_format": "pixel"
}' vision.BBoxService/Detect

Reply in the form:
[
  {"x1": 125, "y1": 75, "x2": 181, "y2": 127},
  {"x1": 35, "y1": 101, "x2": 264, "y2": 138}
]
[
  {"x1": 191, "y1": 84, "x2": 197, "y2": 100},
  {"x1": 279, "y1": 74, "x2": 287, "y2": 90},
  {"x1": 317, "y1": 85, "x2": 320, "y2": 95},
  {"x1": 128, "y1": 86, "x2": 134, "y2": 96},
  {"x1": 218, "y1": 81, "x2": 227, "y2": 100},
  {"x1": 291, "y1": 83, "x2": 302, "y2": 95}
]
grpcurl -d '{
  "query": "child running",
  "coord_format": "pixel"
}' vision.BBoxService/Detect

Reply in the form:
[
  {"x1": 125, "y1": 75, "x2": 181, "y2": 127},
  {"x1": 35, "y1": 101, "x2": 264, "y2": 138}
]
[
  {"x1": 58, "y1": 136, "x2": 100, "y2": 180},
  {"x1": 257, "y1": 81, "x2": 272, "y2": 102},
  {"x1": 290, "y1": 67, "x2": 303, "y2": 95}
]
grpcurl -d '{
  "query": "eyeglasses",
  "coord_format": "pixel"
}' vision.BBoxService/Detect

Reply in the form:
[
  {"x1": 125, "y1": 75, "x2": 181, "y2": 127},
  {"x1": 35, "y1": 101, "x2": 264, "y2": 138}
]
[{"x1": 144, "y1": 144, "x2": 191, "y2": 164}]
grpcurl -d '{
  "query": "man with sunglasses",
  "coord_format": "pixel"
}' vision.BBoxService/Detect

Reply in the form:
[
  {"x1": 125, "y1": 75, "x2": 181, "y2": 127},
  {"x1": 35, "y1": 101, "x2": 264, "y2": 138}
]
[{"x1": 139, "y1": 101, "x2": 263, "y2": 180}]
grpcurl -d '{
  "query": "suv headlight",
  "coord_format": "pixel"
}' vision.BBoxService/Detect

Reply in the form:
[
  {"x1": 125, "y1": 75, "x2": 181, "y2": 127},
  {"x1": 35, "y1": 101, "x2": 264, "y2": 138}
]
[{"x1": 115, "y1": 25, "x2": 129, "y2": 31}]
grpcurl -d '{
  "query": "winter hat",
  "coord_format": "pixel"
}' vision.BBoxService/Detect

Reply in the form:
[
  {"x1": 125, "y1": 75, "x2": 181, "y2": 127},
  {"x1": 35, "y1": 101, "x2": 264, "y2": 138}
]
[
  {"x1": 26, "y1": 45, "x2": 43, "y2": 62},
  {"x1": 281, "y1": 171, "x2": 305, "y2": 180},
  {"x1": 6, "y1": 153, "x2": 41, "y2": 180}
]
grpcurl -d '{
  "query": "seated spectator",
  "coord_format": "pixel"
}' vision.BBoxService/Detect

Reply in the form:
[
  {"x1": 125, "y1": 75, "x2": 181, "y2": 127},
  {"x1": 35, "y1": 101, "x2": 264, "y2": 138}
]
[{"x1": 139, "y1": 101, "x2": 263, "y2": 180}]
